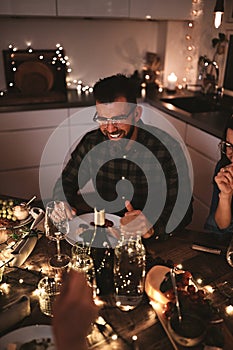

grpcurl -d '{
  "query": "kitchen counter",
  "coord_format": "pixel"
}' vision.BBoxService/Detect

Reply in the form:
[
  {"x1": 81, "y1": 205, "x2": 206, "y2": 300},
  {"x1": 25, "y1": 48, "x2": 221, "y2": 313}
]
[
  {"x1": 0, "y1": 88, "x2": 232, "y2": 139},
  {"x1": 0, "y1": 89, "x2": 95, "y2": 113},
  {"x1": 145, "y1": 88, "x2": 233, "y2": 139}
]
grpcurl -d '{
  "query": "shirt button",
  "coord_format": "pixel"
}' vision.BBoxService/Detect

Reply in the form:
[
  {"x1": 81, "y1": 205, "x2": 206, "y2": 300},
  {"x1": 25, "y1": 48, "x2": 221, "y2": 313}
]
[{"x1": 122, "y1": 196, "x2": 125, "y2": 200}]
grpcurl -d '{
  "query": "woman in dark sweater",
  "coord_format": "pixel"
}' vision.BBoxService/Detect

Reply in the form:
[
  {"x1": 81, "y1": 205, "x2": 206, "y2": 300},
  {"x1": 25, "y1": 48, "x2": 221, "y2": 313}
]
[{"x1": 205, "y1": 116, "x2": 233, "y2": 233}]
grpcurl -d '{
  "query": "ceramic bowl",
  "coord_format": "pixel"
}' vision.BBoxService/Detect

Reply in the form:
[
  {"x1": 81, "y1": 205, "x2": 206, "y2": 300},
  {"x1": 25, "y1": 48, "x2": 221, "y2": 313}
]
[{"x1": 168, "y1": 313, "x2": 206, "y2": 347}]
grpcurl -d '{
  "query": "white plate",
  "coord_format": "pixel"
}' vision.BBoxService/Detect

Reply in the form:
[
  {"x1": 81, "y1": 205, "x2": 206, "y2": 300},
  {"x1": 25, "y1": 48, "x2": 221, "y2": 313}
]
[
  {"x1": 0, "y1": 325, "x2": 55, "y2": 350},
  {"x1": 13, "y1": 215, "x2": 33, "y2": 229},
  {"x1": 0, "y1": 215, "x2": 33, "y2": 231},
  {"x1": 145, "y1": 266, "x2": 199, "y2": 350},
  {"x1": 66, "y1": 213, "x2": 121, "y2": 248},
  {"x1": 145, "y1": 266, "x2": 180, "y2": 349},
  {"x1": 145, "y1": 265, "x2": 171, "y2": 304}
]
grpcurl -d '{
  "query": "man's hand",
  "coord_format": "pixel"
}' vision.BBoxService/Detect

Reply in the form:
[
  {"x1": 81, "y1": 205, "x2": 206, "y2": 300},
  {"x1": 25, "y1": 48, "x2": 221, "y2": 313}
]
[
  {"x1": 120, "y1": 200, "x2": 154, "y2": 239},
  {"x1": 63, "y1": 201, "x2": 77, "y2": 220}
]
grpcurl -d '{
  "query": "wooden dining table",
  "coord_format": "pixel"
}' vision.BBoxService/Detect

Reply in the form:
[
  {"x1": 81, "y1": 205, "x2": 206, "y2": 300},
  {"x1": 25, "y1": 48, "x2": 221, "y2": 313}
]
[{"x1": 1, "y1": 203, "x2": 233, "y2": 349}]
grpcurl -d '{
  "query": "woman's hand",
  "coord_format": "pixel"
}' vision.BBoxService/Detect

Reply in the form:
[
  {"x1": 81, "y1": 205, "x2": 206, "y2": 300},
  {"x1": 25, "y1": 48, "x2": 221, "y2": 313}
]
[
  {"x1": 52, "y1": 270, "x2": 98, "y2": 350},
  {"x1": 215, "y1": 164, "x2": 233, "y2": 196},
  {"x1": 214, "y1": 164, "x2": 233, "y2": 229}
]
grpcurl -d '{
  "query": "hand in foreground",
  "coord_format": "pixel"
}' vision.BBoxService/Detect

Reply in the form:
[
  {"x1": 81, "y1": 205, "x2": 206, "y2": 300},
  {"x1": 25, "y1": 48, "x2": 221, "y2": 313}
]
[
  {"x1": 215, "y1": 164, "x2": 233, "y2": 196},
  {"x1": 120, "y1": 200, "x2": 154, "y2": 239},
  {"x1": 52, "y1": 270, "x2": 98, "y2": 350}
]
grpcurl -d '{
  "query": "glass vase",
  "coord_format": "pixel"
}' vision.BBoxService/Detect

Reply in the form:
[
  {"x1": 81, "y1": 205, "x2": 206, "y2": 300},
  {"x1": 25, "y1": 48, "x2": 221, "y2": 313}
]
[{"x1": 114, "y1": 232, "x2": 146, "y2": 311}]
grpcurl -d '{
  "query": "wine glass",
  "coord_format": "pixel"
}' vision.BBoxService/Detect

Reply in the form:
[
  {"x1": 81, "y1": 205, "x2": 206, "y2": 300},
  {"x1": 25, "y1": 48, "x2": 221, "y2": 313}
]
[
  {"x1": 71, "y1": 243, "x2": 98, "y2": 299},
  {"x1": 45, "y1": 200, "x2": 71, "y2": 268}
]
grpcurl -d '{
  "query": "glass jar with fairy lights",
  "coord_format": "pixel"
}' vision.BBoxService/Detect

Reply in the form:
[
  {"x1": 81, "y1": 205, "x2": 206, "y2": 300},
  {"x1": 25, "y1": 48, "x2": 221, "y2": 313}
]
[{"x1": 114, "y1": 230, "x2": 146, "y2": 311}]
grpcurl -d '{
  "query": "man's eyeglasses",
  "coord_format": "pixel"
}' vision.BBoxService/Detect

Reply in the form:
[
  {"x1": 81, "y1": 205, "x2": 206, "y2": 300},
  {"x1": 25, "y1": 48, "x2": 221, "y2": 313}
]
[
  {"x1": 93, "y1": 107, "x2": 136, "y2": 125},
  {"x1": 219, "y1": 140, "x2": 233, "y2": 154}
]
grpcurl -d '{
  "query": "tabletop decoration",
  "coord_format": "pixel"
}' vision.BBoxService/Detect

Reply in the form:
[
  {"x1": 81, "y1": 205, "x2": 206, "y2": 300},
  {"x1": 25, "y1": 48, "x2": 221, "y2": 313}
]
[
  {"x1": 37, "y1": 275, "x2": 62, "y2": 317},
  {"x1": 114, "y1": 231, "x2": 146, "y2": 312}
]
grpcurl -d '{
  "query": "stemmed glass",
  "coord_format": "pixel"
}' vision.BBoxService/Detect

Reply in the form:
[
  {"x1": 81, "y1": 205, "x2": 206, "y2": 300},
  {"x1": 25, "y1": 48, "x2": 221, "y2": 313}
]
[
  {"x1": 45, "y1": 200, "x2": 71, "y2": 268},
  {"x1": 71, "y1": 243, "x2": 98, "y2": 299}
]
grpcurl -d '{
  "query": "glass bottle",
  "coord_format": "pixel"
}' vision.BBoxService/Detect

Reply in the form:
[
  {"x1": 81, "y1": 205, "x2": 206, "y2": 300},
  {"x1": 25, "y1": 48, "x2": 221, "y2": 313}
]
[
  {"x1": 90, "y1": 208, "x2": 114, "y2": 295},
  {"x1": 114, "y1": 231, "x2": 146, "y2": 311}
]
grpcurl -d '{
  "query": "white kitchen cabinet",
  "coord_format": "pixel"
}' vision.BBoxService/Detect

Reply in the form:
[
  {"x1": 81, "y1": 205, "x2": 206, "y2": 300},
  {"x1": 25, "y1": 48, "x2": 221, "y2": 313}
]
[
  {"x1": 0, "y1": 108, "x2": 69, "y2": 201},
  {"x1": 185, "y1": 125, "x2": 220, "y2": 231},
  {"x1": 186, "y1": 125, "x2": 220, "y2": 163},
  {"x1": 57, "y1": 0, "x2": 129, "y2": 18},
  {"x1": 0, "y1": 128, "x2": 69, "y2": 170},
  {"x1": 0, "y1": 0, "x2": 56, "y2": 16},
  {"x1": 130, "y1": 0, "x2": 193, "y2": 20},
  {"x1": 0, "y1": 108, "x2": 68, "y2": 131},
  {"x1": 68, "y1": 106, "x2": 97, "y2": 151},
  {"x1": 187, "y1": 147, "x2": 216, "y2": 209},
  {"x1": 0, "y1": 168, "x2": 42, "y2": 200}
]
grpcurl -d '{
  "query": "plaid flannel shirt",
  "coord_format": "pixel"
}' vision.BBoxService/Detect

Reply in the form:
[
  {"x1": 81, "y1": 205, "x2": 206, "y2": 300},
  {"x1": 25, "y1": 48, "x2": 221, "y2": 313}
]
[{"x1": 53, "y1": 120, "x2": 192, "y2": 239}]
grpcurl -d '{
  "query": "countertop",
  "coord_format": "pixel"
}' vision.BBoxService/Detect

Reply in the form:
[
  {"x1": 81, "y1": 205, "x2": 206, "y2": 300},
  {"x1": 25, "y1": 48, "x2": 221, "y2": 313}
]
[
  {"x1": 0, "y1": 88, "x2": 232, "y2": 139},
  {"x1": 0, "y1": 89, "x2": 95, "y2": 113},
  {"x1": 145, "y1": 88, "x2": 233, "y2": 139}
]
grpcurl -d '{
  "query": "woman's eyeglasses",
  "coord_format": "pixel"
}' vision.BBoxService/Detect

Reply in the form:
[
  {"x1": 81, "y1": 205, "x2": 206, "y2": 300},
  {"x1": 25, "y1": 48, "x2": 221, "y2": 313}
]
[
  {"x1": 219, "y1": 140, "x2": 233, "y2": 154},
  {"x1": 93, "y1": 107, "x2": 136, "y2": 125}
]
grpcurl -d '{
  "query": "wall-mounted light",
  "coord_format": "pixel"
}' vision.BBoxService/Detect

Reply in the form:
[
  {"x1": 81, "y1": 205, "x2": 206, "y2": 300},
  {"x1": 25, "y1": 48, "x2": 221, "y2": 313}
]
[{"x1": 214, "y1": 0, "x2": 224, "y2": 29}]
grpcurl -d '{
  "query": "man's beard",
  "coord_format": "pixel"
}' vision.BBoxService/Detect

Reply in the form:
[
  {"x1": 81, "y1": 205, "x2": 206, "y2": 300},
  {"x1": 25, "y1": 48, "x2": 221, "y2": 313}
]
[
  {"x1": 103, "y1": 123, "x2": 135, "y2": 140},
  {"x1": 104, "y1": 124, "x2": 135, "y2": 157}
]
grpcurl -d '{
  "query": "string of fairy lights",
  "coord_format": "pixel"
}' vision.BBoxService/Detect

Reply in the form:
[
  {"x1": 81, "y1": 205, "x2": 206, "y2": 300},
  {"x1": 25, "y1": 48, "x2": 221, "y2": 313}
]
[
  {"x1": 0, "y1": 2, "x2": 206, "y2": 97},
  {"x1": 0, "y1": 42, "x2": 93, "y2": 96},
  {"x1": 182, "y1": 0, "x2": 203, "y2": 87}
]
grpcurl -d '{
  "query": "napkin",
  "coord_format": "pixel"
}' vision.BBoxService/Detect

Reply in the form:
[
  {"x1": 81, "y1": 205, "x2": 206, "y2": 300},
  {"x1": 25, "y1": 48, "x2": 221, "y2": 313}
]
[{"x1": 0, "y1": 295, "x2": 31, "y2": 333}]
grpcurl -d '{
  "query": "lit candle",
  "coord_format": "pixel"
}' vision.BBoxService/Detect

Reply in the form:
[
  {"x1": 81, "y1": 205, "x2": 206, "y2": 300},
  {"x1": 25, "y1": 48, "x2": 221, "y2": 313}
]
[
  {"x1": 141, "y1": 88, "x2": 146, "y2": 98},
  {"x1": 225, "y1": 304, "x2": 233, "y2": 316},
  {"x1": 77, "y1": 85, "x2": 82, "y2": 96},
  {"x1": 94, "y1": 208, "x2": 105, "y2": 226},
  {"x1": 167, "y1": 72, "x2": 177, "y2": 91}
]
